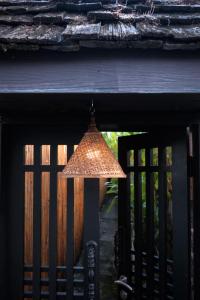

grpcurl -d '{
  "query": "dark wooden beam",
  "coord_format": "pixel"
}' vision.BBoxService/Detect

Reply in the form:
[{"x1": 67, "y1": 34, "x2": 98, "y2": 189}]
[
  {"x1": 0, "y1": 50, "x2": 200, "y2": 94},
  {"x1": 0, "y1": 111, "x2": 199, "y2": 135}
]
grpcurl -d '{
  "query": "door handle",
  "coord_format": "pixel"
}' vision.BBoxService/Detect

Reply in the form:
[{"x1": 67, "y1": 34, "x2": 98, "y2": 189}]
[{"x1": 114, "y1": 275, "x2": 133, "y2": 292}]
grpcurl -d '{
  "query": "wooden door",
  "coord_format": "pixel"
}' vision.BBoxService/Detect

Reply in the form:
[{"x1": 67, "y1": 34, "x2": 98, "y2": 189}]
[
  {"x1": 5, "y1": 125, "x2": 100, "y2": 300},
  {"x1": 117, "y1": 129, "x2": 190, "y2": 300}
]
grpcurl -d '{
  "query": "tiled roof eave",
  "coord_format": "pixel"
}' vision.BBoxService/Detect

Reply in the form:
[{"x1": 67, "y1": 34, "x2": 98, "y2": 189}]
[{"x1": 0, "y1": 0, "x2": 200, "y2": 51}]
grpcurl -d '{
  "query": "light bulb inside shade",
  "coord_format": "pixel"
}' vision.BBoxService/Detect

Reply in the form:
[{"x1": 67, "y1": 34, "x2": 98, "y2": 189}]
[{"x1": 86, "y1": 149, "x2": 100, "y2": 160}]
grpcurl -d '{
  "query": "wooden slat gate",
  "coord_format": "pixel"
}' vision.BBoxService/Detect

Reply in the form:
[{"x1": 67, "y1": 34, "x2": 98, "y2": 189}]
[
  {"x1": 5, "y1": 125, "x2": 100, "y2": 300},
  {"x1": 117, "y1": 128, "x2": 190, "y2": 300}
]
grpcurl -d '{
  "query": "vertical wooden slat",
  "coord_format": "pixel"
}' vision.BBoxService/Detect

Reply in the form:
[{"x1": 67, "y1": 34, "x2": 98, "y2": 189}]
[
  {"x1": 158, "y1": 147, "x2": 167, "y2": 299},
  {"x1": 33, "y1": 144, "x2": 41, "y2": 300},
  {"x1": 49, "y1": 145, "x2": 58, "y2": 300},
  {"x1": 126, "y1": 171, "x2": 132, "y2": 284},
  {"x1": 24, "y1": 171, "x2": 34, "y2": 299},
  {"x1": 57, "y1": 171, "x2": 67, "y2": 267},
  {"x1": 0, "y1": 121, "x2": 5, "y2": 300},
  {"x1": 8, "y1": 130, "x2": 24, "y2": 300},
  {"x1": 134, "y1": 149, "x2": 143, "y2": 300},
  {"x1": 84, "y1": 179, "x2": 100, "y2": 300},
  {"x1": 24, "y1": 172, "x2": 34, "y2": 267},
  {"x1": 66, "y1": 145, "x2": 74, "y2": 300},
  {"x1": 41, "y1": 171, "x2": 50, "y2": 280},
  {"x1": 118, "y1": 140, "x2": 128, "y2": 281},
  {"x1": 118, "y1": 139, "x2": 132, "y2": 290},
  {"x1": 191, "y1": 125, "x2": 200, "y2": 300},
  {"x1": 172, "y1": 130, "x2": 190, "y2": 300},
  {"x1": 146, "y1": 148, "x2": 154, "y2": 299},
  {"x1": 74, "y1": 177, "x2": 84, "y2": 262}
]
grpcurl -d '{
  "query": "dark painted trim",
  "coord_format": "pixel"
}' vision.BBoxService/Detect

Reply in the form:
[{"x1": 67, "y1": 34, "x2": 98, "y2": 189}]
[
  {"x1": 0, "y1": 120, "x2": 6, "y2": 300},
  {"x1": 84, "y1": 179, "x2": 100, "y2": 300},
  {"x1": 0, "y1": 51, "x2": 200, "y2": 94},
  {"x1": 172, "y1": 129, "x2": 190, "y2": 300},
  {"x1": 191, "y1": 124, "x2": 200, "y2": 300}
]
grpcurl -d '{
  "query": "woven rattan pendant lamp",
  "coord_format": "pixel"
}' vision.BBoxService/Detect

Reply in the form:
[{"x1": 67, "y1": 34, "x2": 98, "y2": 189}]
[{"x1": 62, "y1": 103, "x2": 126, "y2": 178}]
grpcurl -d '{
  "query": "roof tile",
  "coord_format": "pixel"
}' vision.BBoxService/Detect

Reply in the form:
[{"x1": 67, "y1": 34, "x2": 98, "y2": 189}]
[
  {"x1": 0, "y1": 0, "x2": 200, "y2": 51},
  {"x1": 0, "y1": 24, "x2": 64, "y2": 44},
  {"x1": 64, "y1": 13, "x2": 88, "y2": 25},
  {"x1": 120, "y1": 23, "x2": 140, "y2": 40},
  {"x1": 58, "y1": 2, "x2": 102, "y2": 12},
  {"x1": 157, "y1": 13, "x2": 200, "y2": 25},
  {"x1": 0, "y1": 24, "x2": 13, "y2": 36},
  {"x1": 63, "y1": 23, "x2": 101, "y2": 39},
  {"x1": 0, "y1": 14, "x2": 33, "y2": 25},
  {"x1": 33, "y1": 12, "x2": 66, "y2": 24},
  {"x1": 100, "y1": 23, "x2": 140, "y2": 40},
  {"x1": 0, "y1": 0, "x2": 53, "y2": 6},
  {"x1": 135, "y1": 4, "x2": 200, "y2": 13},
  {"x1": 171, "y1": 25, "x2": 200, "y2": 41},
  {"x1": 136, "y1": 22, "x2": 173, "y2": 38},
  {"x1": 88, "y1": 10, "x2": 119, "y2": 21}
]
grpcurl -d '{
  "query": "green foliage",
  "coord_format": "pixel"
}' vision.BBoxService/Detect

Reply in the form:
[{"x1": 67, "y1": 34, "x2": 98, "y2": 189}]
[
  {"x1": 102, "y1": 132, "x2": 136, "y2": 213},
  {"x1": 102, "y1": 131, "x2": 173, "y2": 256},
  {"x1": 102, "y1": 131, "x2": 142, "y2": 158},
  {"x1": 102, "y1": 131, "x2": 143, "y2": 193}
]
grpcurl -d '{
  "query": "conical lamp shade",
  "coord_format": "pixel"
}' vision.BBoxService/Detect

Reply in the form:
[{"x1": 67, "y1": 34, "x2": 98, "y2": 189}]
[{"x1": 62, "y1": 118, "x2": 126, "y2": 178}]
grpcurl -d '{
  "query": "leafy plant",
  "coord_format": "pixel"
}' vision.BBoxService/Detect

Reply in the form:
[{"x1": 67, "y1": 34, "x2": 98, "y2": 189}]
[
  {"x1": 102, "y1": 131, "x2": 143, "y2": 194},
  {"x1": 102, "y1": 132, "x2": 173, "y2": 257}
]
